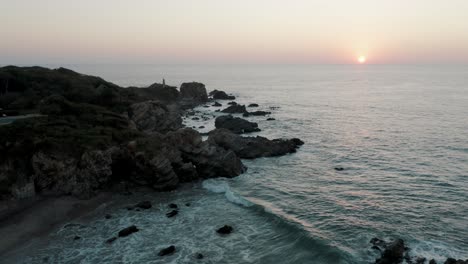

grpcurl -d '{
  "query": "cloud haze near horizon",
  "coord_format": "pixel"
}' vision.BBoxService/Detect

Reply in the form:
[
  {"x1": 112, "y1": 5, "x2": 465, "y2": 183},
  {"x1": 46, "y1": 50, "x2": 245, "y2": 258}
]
[{"x1": 1, "y1": 0, "x2": 468, "y2": 64}]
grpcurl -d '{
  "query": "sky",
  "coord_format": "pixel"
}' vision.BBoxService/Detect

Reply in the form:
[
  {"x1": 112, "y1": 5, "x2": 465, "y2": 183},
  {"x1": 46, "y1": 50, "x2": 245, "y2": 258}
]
[{"x1": 1, "y1": 0, "x2": 468, "y2": 65}]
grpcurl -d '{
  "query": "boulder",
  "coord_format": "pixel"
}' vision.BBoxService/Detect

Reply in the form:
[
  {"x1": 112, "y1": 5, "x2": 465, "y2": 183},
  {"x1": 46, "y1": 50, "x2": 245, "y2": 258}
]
[
  {"x1": 208, "y1": 129, "x2": 304, "y2": 159},
  {"x1": 209, "y1": 90, "x2": 235, "y2": 100},
  {"x1": 180, "y1": 82, "x2": 208, "y2": 104},
  {"x1": 215, "y1": 115, "x2": 260, "y2": 134},
  {"x1": 212, "y1": 102, "x2": 222, "y2": 107},
  {"x1": 221, "y1": 105, "x2": 247, "y2": 114},
  {"x1": 118, "y1": 225, "x2": 139, "y2": 237},
  {"x1": 129, "y1": 101, "x2": 182, "y2": 134}
]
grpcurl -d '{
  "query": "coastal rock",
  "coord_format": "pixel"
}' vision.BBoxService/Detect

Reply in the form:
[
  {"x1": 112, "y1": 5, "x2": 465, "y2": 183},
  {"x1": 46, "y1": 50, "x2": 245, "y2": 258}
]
[
  {"x1": 221, "y1": 104, "x2": 247, "y2": 114},
  {"x1": 195, "y1": 253, "x2": 204, "y2": 259},
  {"x1": 216, "y1": 225, "x2": 233, "y2": 234},
  {"x1": 209, "y1": 90, "x2": 235, "y2": 100},
  {"x1": 243, "y1": 111, "x2": 271, "y2": 117},
  {"x1": 215, "y1": 115, "x2": 260, "y2": 134},
  {"x1": 180, "y1": 82, "x2": 208, "y2": 104},
  {"x1": 444, "y1": 259, "x2": 468, "y2": 264},
  {"x1": 118, "y1": 225, "x2": 139, "y2": 237},
  {"x1": 158, "y1": 245, "x2": 176, "y2": 256},
  {"x1": 212, "y1": 102, "x2": 222, "y2": 107},
  {"x1": 227, "y1": 101, "x2": 237, "y2": 105},
  {"x1": 267, "y1": 118, "x2": 276, "y2": 121},
  {"x1": 106, "y1": 237, "x2": 117, "y2": 244},
  {"x1": 208, "y1": 129, "x2": 304, "y2": 159},
  {"x1": 248, "y1": 103, "x2": 259, "y2": 107},
  {"x1": 371, "y1": 238, "x2": 406, "y2": 264},
  {"x1": 169, "y1": 203, "x2": 178, "y2": 209},
  {"x1": 129, "y1": 101, "x2": 182, "y2": 134}
]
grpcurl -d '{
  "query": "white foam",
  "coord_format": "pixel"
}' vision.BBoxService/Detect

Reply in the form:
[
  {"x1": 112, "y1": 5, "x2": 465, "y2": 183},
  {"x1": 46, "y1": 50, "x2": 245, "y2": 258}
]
[
  {"x1": 408, "y1": 239, "x2": 468, "y2": 263},
  {"x1": 202, "y1": 179, "x2": 253, "y2": 207}
]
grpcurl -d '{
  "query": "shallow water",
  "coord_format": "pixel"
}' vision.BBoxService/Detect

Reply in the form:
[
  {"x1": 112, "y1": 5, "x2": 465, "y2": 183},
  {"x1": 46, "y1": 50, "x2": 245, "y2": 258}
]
[{"x1": 20, "y1": 65, "x2": 468, "y2": 263}]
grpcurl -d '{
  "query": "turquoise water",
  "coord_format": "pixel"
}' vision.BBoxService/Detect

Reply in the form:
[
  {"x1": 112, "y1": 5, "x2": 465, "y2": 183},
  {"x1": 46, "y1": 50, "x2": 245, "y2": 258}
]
[{"x1": 19, "y1": 65, "x2": 468, "y2": 263}]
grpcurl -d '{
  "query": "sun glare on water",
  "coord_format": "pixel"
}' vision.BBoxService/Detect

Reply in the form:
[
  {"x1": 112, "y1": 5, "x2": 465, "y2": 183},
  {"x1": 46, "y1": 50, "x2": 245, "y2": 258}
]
[{"x1": 358, "y1": 56, "x2": 367, "y2": 64}]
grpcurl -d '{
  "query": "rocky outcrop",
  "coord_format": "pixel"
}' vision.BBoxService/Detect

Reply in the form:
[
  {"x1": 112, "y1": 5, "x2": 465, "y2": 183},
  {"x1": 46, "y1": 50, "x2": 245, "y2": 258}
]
[
  {"x1": 221, "y1": 104, "x2": 247, "y2": 114},
  {"x1": 208, "y1": 129, "x2": 304, "y2": 159},
  {"x1": 215, "y1": 115, "x2": 260, "y2": 134},
  {"x1": 209, "y1": 90, "x2": 235, "y2": 100},
  {"x1": 129, "y1": 101, "x2": 182, "y2": 134},
  {"x1": 180, "y1": 82, "x2": 208, "y2": 106}
]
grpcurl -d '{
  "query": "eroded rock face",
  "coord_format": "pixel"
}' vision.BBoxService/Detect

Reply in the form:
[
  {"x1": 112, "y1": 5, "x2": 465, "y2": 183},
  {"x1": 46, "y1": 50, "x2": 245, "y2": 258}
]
[
  {"x1": 215, "y1": 115, "x2": 260, "y2": 134},
  {"x1": 208, "y1": 129, "x2": 304, "y2": 159},
  {"x1": 129, "y1": 101, "x2": 182, "y2": 134},
  {"x1": 180, "y1": 82, "x2": 208, "y2": 103}
]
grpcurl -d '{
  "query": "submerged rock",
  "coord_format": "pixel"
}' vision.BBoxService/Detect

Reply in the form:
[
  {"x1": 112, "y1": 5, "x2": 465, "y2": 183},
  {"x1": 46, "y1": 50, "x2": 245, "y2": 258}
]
[
  {"x1": 106, "y1": 237, "x2": 117, "y2": 244},
  {"x1": 158, "y1": 245, "x2": 176, "y2": 256},
  {"x1": 118, "y1": 225, "x2": 139, "y2": 237},
  {"x1": 217, "y1": 225, "x2": 233, "y2": 235},
  {"x1": 195, "y1": 253, "x2": 204, "y2": 259},
  {"x1": 208, "y1": 129, "x2": 304, "y2": 159},
  {"x1": 227, "y1": 101, "x2": 237, "y2": 105},
  {"x1": 215, "y1": 115, "x2": 260, "y2": 134},
  {"x1": 334, "y1": 167, "x2": 344, "y2": 171},
  {"x1": 248, "y1": 103, "x2": 259, "y2": 107},
  {"x1": 135, "y1": 201, "x2": 152, "y2": 209},
  {"x1": 221, "y1": 105, "x2": 247, "y2": 114},
  {"x1": 166, "y1": 210, "x2": 178, "y2": 218},
  {"x1": 267, "y1": 118, "x2": 276, "y2": 121},
  {"x1": 169, "y1": 203, "x2": 178, "y2": 209}
]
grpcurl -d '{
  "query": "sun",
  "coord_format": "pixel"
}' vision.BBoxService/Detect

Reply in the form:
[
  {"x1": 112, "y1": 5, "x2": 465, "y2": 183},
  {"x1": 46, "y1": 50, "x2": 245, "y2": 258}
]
[{"x1": 358, "y1": 56, "x2": 367, "y2": 64}]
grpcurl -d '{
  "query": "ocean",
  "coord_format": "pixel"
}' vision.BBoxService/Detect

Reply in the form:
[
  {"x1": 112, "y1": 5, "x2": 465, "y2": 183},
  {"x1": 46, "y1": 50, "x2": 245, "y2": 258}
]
[{"x1": 18, "y1": 64, "x2": 468, "y2": 263}]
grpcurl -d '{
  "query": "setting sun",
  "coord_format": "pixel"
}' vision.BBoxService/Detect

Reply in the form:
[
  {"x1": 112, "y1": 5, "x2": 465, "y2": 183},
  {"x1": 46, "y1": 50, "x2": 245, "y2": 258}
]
[{"x1": 358, "y1": 56, "x2": 367, "y2": 64}]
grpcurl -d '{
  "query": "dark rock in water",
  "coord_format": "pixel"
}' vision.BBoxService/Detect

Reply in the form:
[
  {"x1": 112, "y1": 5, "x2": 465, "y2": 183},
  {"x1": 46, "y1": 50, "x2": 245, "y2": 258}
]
[
  {"x1": 192, "y1": 117, "x2": 200, "y2": 120},
  {"x1": 215, "y1": 109, "x2": 220, "y2": 112},
  {"x1": 444, "y1": 259, "x2": 468, "y2": 264},
  {"x1": 414, "y1": 257, "x2": 426, "y2": 264},
  {"x1": 292, "y1": 138, "x2": 305, "y2": 146},
  {"x1": 180, "y1": 82, "x2": 208, "y2": 103},
  {"x1": 106, "y1": 237, "x2": 117, "y2": 244},
  {"x1": 199, "y1": 126, "x2": 205, "y2": 129},
  {"x1": 135, "y1": 201, "x2": 152, "y2": 209},
  {"x1": 212, "y1": 102, "x2": 222, "y2": 107},
  {"x1": 243, "y1": 111, "x2": 271, "y2": 117},
  {"x1": 195, "y1": 253, "x2": 204, "y2": 259},
  {"x1": 203, "y1": 105, "x2": 210, "y2": 108},
  {"x1": 73, "y1": 236, "x2": 81, "y2": 240},
  {"x1": 166, "y1": 210, "x2": 178, "y2": 218},
  {"x1": 185, "y1": 203, "x2": 191, "y2": 206},
  {"x1": 371, "y1": 238, "x2": 405, "y2": 264},
  {"x1": 217, "y1": 225, "x2": 233, "y2": 235},
  {"x1": 169, "y1": 203, "x2": 178, "y2": 209},
  {"x1": 215, "y1": 115, "x2": 260, "y2": 134},
  {"x1": 227, "y1": 101, "x2": 237, "y2": 105},
  {"x1": 209, "y1": 90, "x2": 235, "y2": 100},
  {"x1": 118, "y1": 225, "x2": 139, "y2": 237},
  {"x1": 129, "y1": 101, "x2": 182, "y2": 133},
  {"x1": 105, "y1": 214, "x2": 112, "y2": 219},
  {"x1": 335, "y1": 167, "x2": 344, "y2": 171},
  {"x1": 158, "y1": 245, "x2": 176, "y2": 256},
  {"x1": 221, "y1": 105, "x2": 247, "y2": 114},
  {"x1": 429, "y1": 260, "x2": 436, "y2": 264},
  {"x1": 267, "y1": 118, "x2": 276, "y2": 121},
  {"x1": 208, "y1": 129, "x2": 304, "y2": 159},
  {"x1": 269, "y1": 106, "x2": 280, "y2": 110},
  {"x1": 248, "y1": 103, "x2": 259, "y2": 107}
]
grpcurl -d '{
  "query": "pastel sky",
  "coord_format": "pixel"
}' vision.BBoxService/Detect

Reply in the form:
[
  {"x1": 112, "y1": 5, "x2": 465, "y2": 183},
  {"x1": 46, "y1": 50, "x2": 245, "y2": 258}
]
[{"x1": 1, "y1": 0, "x2": 468, "y2": 64}]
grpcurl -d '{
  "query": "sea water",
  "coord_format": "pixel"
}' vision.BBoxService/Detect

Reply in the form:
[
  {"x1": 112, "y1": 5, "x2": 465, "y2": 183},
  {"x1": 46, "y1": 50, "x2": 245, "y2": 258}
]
[{"x1": 17, "y1": 65, "x2": 468, "y2": 263}]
